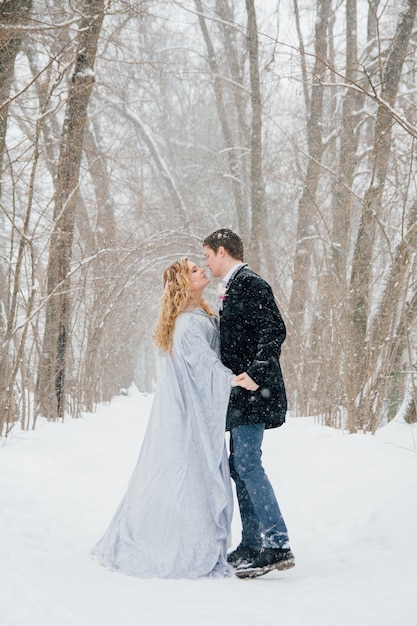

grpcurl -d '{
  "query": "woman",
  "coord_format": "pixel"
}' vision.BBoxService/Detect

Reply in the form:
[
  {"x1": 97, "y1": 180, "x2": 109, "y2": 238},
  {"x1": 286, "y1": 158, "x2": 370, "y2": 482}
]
[{"x1": 92, "y1": 258, "x2": 238, "y2": 578}]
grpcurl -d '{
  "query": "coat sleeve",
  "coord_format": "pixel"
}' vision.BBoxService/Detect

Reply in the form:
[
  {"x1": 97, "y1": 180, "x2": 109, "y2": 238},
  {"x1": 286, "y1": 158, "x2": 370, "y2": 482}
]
[{"x1": 243, "y1": 277, "x2": 286, "y2": 387}]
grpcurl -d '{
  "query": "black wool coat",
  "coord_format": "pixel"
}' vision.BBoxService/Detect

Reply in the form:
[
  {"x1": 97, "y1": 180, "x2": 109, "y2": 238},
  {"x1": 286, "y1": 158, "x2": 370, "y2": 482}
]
[{"x1": 219, "y1": 265, "x2": 287, "y2": 431}]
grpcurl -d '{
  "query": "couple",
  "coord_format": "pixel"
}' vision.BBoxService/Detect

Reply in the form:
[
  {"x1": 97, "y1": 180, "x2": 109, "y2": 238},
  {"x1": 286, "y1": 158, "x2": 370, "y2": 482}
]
[{"x1": 92, "y1": 229, "x2": 294, "y2": 579}]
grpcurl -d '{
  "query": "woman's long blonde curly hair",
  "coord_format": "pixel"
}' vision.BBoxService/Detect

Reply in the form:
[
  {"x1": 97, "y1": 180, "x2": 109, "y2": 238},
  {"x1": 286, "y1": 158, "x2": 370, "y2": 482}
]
[{"x1": 153, "y1": 258, "x2": 214, "y2": 354}]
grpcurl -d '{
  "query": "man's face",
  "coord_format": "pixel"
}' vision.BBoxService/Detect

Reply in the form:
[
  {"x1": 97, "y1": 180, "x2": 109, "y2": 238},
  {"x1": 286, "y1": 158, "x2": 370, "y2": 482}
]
[{"x1": 203, "y1": 245, "x2": 224, "y2": 278}]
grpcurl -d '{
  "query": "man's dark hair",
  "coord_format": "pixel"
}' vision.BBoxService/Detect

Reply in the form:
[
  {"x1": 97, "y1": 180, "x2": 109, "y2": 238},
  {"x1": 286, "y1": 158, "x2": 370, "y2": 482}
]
[{"x1": 203, "y1": 229, "x2": 244, "y2": 261}]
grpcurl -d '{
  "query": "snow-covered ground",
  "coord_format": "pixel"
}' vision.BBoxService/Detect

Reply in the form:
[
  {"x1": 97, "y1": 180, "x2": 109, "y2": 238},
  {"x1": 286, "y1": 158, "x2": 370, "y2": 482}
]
[{"x1": 1, "y1": 386, "x2": 416, "y2": 626}]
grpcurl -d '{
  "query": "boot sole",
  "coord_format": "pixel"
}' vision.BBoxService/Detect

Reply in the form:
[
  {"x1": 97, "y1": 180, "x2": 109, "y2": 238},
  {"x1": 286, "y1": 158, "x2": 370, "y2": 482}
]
[{"x1": 235, "y1": 557, "x2": 295, "y2": 579}]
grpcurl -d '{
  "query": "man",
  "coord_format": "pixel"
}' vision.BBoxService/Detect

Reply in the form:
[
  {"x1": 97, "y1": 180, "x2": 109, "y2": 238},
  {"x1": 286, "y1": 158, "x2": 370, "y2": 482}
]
[{"x1": 203, "y1": 228, "x2": 294, "y2": 579}]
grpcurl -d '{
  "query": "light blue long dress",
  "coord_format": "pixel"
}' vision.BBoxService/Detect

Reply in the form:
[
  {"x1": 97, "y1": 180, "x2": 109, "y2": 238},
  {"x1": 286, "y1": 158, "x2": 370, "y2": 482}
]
[{"x1": 92, "y1": 308, "x2": 234, "y2": 578}]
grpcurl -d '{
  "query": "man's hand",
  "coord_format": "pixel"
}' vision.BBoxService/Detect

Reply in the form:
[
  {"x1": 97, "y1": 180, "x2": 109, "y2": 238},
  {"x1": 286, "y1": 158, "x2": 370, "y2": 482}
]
[{"x1": 232, "y1": 372, "x2": 259, "y2": 391}]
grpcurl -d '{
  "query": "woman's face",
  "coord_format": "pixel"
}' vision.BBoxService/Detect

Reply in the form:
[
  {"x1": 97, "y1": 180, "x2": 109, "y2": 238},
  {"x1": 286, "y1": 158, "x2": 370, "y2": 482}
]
[{"x1": 187, "y1": 260, "x2": 210, "y2": 296}]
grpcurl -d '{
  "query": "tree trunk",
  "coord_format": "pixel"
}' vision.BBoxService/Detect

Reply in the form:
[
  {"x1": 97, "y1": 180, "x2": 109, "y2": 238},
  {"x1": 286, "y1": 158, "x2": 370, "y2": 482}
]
[
  {"x1": 77, "y1": 121, "x2": 117, "y2": 412},
  {"x1": 348, "y1": 0, "x2": 417, "y2": 431},
  {"x1": 194, "y1": 0, "x2": 249, "y2": 240},
  {"x1": 0, "y1": 0, "x2": 32, "y2": 182},
  {"x1": 288, "y1": 0, "x2": 331, "y2": 330},
  {"x1": 285, "y1": 0, "x2": 331, "y2": 415},
  {"x1": 363, "y1": 202, "x2": 417, "y2": 431},
  {"x1": 331, "y1": 0, "x2": 360, "y2": 279},
  {"x1": 245, "y1": 0, "x2": 265, "y2": 270},
  {"x1": 36, "y1": 0, "x2": 106, "y2": 420},
  {"x1": 313, "y1": 0, "x2": 370, "y2": 424},
  {"x1": 0, "y1": 0, "x2": 33, "y2": 436}
]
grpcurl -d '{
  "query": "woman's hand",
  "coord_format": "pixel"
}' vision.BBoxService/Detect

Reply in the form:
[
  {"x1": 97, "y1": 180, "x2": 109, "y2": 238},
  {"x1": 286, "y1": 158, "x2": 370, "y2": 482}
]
[{"x1": 231, "y1": 373, "x2": 259, "y2": 391}]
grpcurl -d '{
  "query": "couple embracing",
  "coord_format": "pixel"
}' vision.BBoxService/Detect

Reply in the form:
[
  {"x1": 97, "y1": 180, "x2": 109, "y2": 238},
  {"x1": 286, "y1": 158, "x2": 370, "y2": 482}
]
[{"x1": 92, "y1": 229, "x2": 295, "y2": 580}]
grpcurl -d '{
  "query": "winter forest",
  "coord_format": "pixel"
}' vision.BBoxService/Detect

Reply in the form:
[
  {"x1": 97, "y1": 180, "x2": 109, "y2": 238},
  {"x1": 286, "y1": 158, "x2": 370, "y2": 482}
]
[{"x1": 1, "y1": 0, "x2": 416, "y2": 438}]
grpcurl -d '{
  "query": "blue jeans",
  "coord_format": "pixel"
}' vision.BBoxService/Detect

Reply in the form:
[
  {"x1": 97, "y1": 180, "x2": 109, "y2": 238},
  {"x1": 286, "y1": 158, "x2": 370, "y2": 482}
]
[{"x1": 229, "y1": 424, "x2": 289, "y2": 550}]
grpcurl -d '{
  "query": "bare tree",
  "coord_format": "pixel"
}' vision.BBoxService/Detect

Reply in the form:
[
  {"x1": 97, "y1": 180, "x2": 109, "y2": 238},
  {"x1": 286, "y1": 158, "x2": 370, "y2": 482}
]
[
  {"x1": 0, "y1": 0, "x2": 33, "y2": 436},
  {"x1": 288, "y1": 0, "x2": 332, "y2": 329},
  {"x1": 194, "y1": 0, "x2": 249, "y2": 239},
  {"x1": 348, "y1": 0, "x2": 417, "y2": 431},
  {"x1": 36, "y1": 0, "x2": 106, "y2": 420},
  {"x1": 0, "y1": 0, "x2": 32, "y2": 179},
  {"x1": 1, "y1": 0, "x2": 416, "y2": 439},
  {"x1": 244, "y1": 0, "x2": 266, "y2": 270},
  {"x1": 286, "y1": 0, "x2": 332, "y2": 415}
]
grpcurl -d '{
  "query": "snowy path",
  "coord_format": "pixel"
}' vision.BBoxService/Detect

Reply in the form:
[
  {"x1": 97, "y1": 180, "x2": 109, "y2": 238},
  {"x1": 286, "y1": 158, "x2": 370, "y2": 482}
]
[{"x1": 1, "y1": 388, "x2": 416, "y2": 626}]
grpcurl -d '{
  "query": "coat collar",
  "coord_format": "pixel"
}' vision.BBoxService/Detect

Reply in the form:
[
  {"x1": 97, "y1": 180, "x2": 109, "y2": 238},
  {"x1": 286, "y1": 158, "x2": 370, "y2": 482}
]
[{"x1": 223, "y1": 263, "x2": 248, "y2": 289}]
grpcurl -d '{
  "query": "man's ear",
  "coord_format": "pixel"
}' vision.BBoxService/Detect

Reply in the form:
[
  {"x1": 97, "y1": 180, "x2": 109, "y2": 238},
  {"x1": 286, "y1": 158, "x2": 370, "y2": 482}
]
[{"x1": 218, "y1": 245, "x2": 226, "y2": 257}]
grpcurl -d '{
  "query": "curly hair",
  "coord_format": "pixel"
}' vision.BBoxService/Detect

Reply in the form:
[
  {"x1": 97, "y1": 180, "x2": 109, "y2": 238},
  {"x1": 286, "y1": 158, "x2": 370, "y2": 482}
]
[{"x1": 153, "y1": 258, "x2": 214, "y2": 354}]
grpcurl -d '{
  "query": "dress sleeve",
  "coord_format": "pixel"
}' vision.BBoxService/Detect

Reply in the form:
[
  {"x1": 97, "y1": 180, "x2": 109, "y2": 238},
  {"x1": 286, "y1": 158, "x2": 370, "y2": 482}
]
[
  {"x1": 176, "y1": 313, "x2": 234, "y2": 438},
  {"x1": 182, "y1": 315, "x2": 234, "y2": 393}
]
